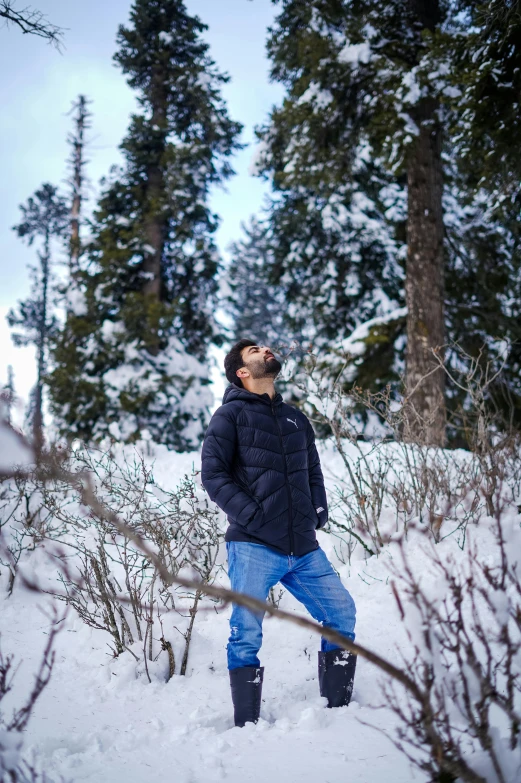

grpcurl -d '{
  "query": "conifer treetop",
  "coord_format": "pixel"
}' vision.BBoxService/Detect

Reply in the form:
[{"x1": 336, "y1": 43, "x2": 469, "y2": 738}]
[{"x1": 114, "y1": 0, "x2": 242, "y2": 179}]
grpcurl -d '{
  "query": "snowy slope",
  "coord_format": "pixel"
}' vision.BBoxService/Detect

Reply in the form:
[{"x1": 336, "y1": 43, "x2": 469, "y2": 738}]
[
  {"x1": 2, "y1": 576, "x2": 419, "y2": 783},
  {"x1": 1, "y1": 440, "x2": 519, "y2": 783}
]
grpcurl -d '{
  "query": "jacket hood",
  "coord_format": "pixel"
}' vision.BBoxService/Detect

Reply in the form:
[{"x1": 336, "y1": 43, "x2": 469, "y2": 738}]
[{"x1": 222, "y1": 383, "x2": 283, "y2": 407}]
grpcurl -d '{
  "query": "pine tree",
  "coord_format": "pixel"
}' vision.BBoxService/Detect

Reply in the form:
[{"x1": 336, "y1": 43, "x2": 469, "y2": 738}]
[
  {"x1": 397, "y1": 0, "x2": 521, "y2": 437},
  {"x1": 449, "y1": 0, "x2": 521, "y2": 208},
  {"x1": 224, "y1": 217, "x2": 289, "y2": 347},
  {"x1": 8, "y1": 184, "x2": 69, "y2": 451},
  {"x1": 49, "y1": 0, "x2": 242, "y2": 449},
  {"x1": 251, "y1": 0, "x2": 521, "y2": 442},
  {"x1": 245, "y1": 2, "x2": 405, "y2": 401},
  {"x1": 400, "y1": 0, "x2": 446, "y2": 445},
  {"x1": 253, "y1": 0, "x2": 448, "y2": 443}
]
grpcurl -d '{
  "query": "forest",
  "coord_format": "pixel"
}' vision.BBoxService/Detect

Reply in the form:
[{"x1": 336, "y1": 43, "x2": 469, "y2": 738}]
[{"x1": 1, "y1": 2, "x2": 520, "y2": 782}]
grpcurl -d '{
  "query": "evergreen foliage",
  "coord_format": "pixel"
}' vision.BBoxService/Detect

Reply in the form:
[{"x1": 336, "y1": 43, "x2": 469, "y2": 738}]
[
  {"x1": 49, "y1": 0, "x2": 242, "y2": 449},
  {"x1": 248, "y1": 0, "x2": 414, "y2": 415},
  {"x1": 224, "y1": 216, "x2": 289, "y2": 347},
  {"x1": 438, "y1": 0, "x2": 521, "y2": 433},
  {"x1": 449, "y1": 0, "x2": 521, "y2": 206},
  {"x1": 253, "y1": 1, "x2": 405, "y2": 346},
  {"x1": 8, "y1": 183, "x2": 69, "y2": 448},
  {"x1": 242, "y1": 0, "x2": 521, "y2": 440}
]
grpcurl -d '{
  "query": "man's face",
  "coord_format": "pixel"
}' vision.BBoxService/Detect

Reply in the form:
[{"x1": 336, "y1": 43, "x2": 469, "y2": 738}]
[{"x1": 239, "y1": 345, "x2": 282, "y2": 380}]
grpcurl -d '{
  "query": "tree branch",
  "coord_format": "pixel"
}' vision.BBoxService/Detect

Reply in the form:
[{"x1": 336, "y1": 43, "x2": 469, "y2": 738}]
[{"x1": 0, "y1": 1, "x2": 64, "y2": 48}]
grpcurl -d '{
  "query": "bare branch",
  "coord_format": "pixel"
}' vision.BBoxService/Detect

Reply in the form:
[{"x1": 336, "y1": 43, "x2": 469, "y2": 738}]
[{"x1": 0, "y1": 1, "x2": 64, "y2": 48}]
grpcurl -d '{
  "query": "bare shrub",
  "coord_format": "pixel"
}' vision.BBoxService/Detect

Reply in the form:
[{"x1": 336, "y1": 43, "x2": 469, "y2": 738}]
[
  {"x1": 269, "y1": 586, "x2": 285, "y2": 608},
  {"x1": 282, "y1": 342, "x2": 521, "y2": 779},
  {"x1": 286, "y1": 344, "x2": 519, "y2": 563},
  {"x1": 0, "y1": 423, "x2": 224, "y2": 680},
  {"x1": 370, "y1": 496, "x2": 521, "y2": 783},
  {"x1": 35, "y1": 445, "x2": 223, "y2": 677},
  {"x1": 0, "y1": 470, "x2": 67, "y2": 596},
  {"x1": 434, "y1": 345, "x2": 521, "y2": 518},
  {"x1": 67, "y1": 447, "x2": 518, "y2": 782}
]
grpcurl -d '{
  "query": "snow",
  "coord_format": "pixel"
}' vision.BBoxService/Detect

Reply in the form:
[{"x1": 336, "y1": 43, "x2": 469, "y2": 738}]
[
  {"x1": 0, "y1": 443, "x2": 419, "y2": 782},
  {"x1": 443, "y1": 86, "x2": 462, "y2": 98},
  {"x1": 338, "y1": 42, "x2": 371, "y2": 66},
  {"x1": 0, "y1": 587, "x2": 416, "y2": 782},
  {"x1": 196, "y1": 72, "x2": 212, "y2": 89},
  {"x1": 100, "y1": 319, "x2": 123, "y2": 341},
  {"x1": 98, "y1": 336, "x2": 213, "y2": 448},
  {"x1": 1, "y1": 438, "x2": 520, "y2": 782},
  {"x1": 248, "y1": 139, "x2": 269, "y2": 177},
  {"x1": 158, "y1": 31, "x2": 173, "y2": 45},
  {"x1": 0, "y1": 412, "x2": 33, "y2": 473},
  {"x1": 401, "y1": 70, "x2": 422, "y2": 106},
  {"x1": 298, "y1": 82, "x2": 334, "y2": 110},
  {"x1": 0, "y1": 728, "x2": 23, "y2": 778},
  {"x1": 398, "y1": 111, "x2": 420, "y2": 137},
  {"x1": 66, "y1": 287, "x2": 88, "y2": 317}
]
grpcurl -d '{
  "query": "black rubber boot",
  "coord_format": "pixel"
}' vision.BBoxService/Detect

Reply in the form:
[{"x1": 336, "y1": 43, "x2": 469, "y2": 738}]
[
  {"x1": 318, "y1": 649, "x2": 357, "y2": 708},
  {"x1": 229, "y1": 666, "x2": 264, "y2": 727}
]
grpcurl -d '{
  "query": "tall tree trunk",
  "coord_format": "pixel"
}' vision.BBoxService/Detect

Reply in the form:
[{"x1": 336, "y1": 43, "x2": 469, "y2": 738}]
[
  {"x1": 404, "y1": 0, "x2": 446, "y2": 446},
  {"x1": 5, "y1": 365, "x2": 15, "y2": 425},
  {"x1": 69, "y1": 95, "x2": 89, "y2": 275},
  {"x1": 142, "y1": 73, "x2": 168, "y2": 357},
  {"x1": 34, "y1": 231, "x2": 50, "y2": 453}
]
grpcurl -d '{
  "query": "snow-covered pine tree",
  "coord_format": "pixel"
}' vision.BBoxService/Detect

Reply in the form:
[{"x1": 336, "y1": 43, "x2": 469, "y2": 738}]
[
  {"x1": 433, "y1": 0, "x2": 521, "y2": 435},
  {"x1": 224, "y1": 216, "x2": 290, "y2": 347},
  {"x1": 449, "y1": 0, "x2": 521, "y2": 210},
  {"x1": 8, "y1": 184, "x2": 69, "y2": 451},
  {"x1": 254, "y1": 0, "x2": 449, "y2": 443},
  {"x1": 248, "y1": 1, "x2": 406, "y2": 403},
  {"x1": 49, "y1": 0, "x2": 242, "y2": 449},
  {"x1": 252, "y1": 0, "x2": 521, "y2": 442},
  {"x1": 45, "y1": 96, "x2": 93, "y2": 446},
  {"x1": 441, "y1": 168, "x2": 521, "y2": 439}
]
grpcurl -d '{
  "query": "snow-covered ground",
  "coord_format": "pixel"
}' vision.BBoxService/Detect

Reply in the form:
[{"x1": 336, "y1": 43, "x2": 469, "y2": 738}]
[
  {"x1": 1, "y1": 438, "x2": 519, "y2": 782},
  {"x1": 2, "y1": 560, "x2": 419, "y2": 783}
]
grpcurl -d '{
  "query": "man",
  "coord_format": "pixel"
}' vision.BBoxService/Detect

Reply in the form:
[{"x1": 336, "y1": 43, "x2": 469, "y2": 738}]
[{"x1": 201, "y1": 339, "x2": 357, "y2": 727}]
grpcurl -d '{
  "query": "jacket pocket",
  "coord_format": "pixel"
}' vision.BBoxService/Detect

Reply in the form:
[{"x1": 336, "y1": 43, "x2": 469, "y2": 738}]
[{"x1": 242, "y1": 498, "x2": 265, "y2": 533}]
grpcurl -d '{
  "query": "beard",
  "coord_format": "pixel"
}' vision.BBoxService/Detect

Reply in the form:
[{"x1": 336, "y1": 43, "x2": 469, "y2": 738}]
[{"x1": 248, "y1": 355, "x2": 282, "y2": 380}]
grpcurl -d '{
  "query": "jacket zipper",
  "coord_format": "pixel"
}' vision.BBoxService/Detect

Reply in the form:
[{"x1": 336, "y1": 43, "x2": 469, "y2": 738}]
[{"x1": 272, "y1": 401, "x2": 294, "y2": 555}]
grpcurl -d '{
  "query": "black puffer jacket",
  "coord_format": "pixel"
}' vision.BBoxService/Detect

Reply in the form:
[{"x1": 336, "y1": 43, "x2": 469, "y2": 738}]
[{"x1": 201, "y1": 384, "x2": 328, "y2": 556}]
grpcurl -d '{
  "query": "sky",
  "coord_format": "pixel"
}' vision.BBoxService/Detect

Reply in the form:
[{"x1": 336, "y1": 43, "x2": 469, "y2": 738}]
[{"x1": 0, "y1": 0, "x2": 283, "y2": 417}]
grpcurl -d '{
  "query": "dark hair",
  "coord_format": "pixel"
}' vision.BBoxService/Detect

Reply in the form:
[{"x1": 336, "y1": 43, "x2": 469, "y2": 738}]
[{"x1": 224, "y1": 338, "x2": 257, "y2": 387}]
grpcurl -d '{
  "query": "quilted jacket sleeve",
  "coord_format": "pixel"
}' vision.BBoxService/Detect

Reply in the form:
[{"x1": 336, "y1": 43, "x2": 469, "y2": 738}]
[
  {"x1": 201, "y1": 406, "x2": 262, "y2": 528},
  {"x1": 306, "y1": 420, "x2": 328, "y2": 529}
]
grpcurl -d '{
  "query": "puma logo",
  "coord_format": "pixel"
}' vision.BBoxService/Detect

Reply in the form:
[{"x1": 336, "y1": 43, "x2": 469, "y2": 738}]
[{"x1": 287, "y1": 418, "x2": 298, "y2": 429}]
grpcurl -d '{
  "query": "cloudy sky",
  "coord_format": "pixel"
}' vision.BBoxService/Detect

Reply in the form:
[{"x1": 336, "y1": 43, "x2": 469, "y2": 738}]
[{"x1": 0, "y1": 0, "x2": 282, "y2": 414}]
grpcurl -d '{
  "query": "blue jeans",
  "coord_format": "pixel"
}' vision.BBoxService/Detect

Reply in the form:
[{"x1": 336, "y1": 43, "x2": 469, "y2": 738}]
[{"x1": 226, "y1": 541, "x2": 356, "y2": 670}]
